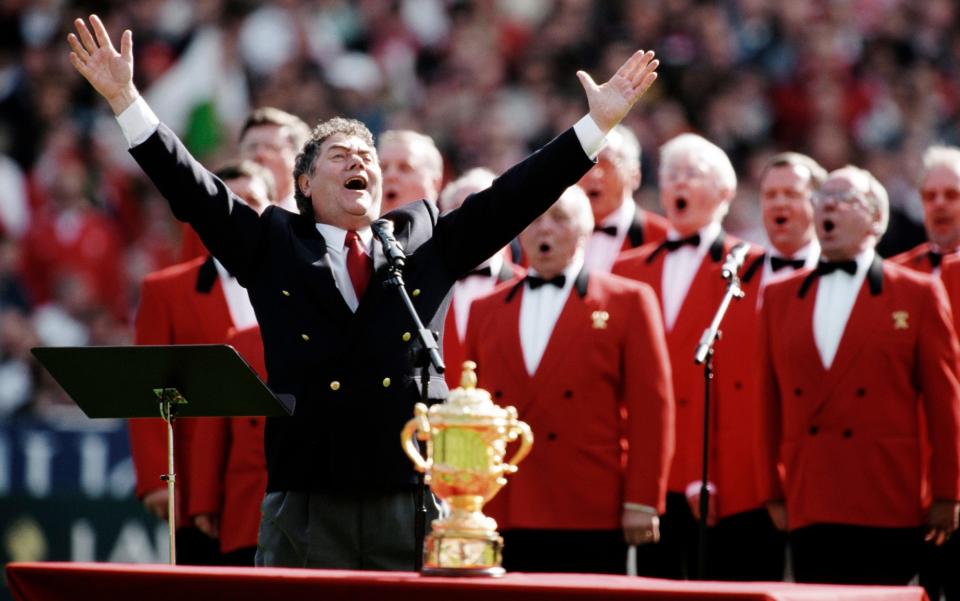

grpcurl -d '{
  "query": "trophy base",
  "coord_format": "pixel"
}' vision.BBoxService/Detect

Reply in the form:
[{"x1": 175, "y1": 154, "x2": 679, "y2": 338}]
[
  {"x1": 422, "y1": 566, "x2": 505, "y2": 578},
  {"x1": 422, "y1": 531, "x2": 504, "y2": 577}
]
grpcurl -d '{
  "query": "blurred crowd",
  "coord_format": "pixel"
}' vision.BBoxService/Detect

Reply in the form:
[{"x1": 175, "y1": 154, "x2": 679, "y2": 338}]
[{"x1": 2, "y1": 0, "x2": 959, "y2": 420}]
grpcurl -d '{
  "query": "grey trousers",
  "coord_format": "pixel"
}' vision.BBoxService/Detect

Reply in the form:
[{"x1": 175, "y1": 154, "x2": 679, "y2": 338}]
[{"x1": 255, "y1": 488, "x2": 439, "y2": 570}]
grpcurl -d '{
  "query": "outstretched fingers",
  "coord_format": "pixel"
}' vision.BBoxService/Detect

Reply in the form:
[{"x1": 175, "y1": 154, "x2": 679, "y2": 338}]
[
  {"x1": 74, "y1": 18, "x2": 98, "y2": 55},
  {"x1": 68, "y1": 52, "x2": 93, "y2": 80},
  {"x1": 89, "y1": 14, "x2": 117, "y2": 53},
  {"x1": 67, "y1": 33, "x2": 89, "y2": 62},
  {"x1": 633, "y1": 64, "x2": 659, "y2": 97},
  {"x1": 621, "y1": 50, "x2": 655, "y2": 82},
  {"x1": 120, "y1": 29, "x2": 133, "y2": 62}
]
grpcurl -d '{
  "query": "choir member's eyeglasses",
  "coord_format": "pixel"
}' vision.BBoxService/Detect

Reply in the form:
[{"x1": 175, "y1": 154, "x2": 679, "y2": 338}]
[{"x1": 811, "y1": 188, "x2": 870, "y2": 211}]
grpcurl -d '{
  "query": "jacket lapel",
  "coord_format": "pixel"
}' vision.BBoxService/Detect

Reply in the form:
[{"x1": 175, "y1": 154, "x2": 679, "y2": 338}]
[
  {"x1": 671, "y1": 251, "x2": 721, "y2": 341},
  {"x1": 532, "y1": 271, "x2": 590, "y2": 383},
  {"x1": 788, "y1": 278, "x2": 827, "y2": 382},
  {"x1": 291, "y1": 216, "x2": 354, "y2": 320},
  {"x1": 499, "y1": 284, "x2": 529, "y2": 406}
]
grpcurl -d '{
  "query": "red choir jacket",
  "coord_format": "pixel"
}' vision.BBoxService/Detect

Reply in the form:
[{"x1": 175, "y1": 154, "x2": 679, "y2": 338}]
[
  {"x1": 942, "y1": 255, "x2": 960, "y2": 329},
  {"x1": 443, "y1": 260, "x2": 524, "y2": 389},
  {"x1": 890, "y1": 241, "x2": 953, "y2": 275},
  {"x1": 129, "y1": 255, "x2": 236, "y2": 528},
  {"x1": 464, "y1": 270, "x2": 674, "y2": 530},
  {"x1": 623, "y1": 208, "x2": 670, "y2": 252},
  {"x1": 707, "y1": 250, "x2": 771, "y2": 518},
  {"x1": 757, "y1": 258, "x2": 960, "y2": 530},
  {"x1": 187, "y1": 325, "x2": 266, "y2": 553},
  {"x1": 612, "y1": 232, "x2": 764, "y2": 517}
]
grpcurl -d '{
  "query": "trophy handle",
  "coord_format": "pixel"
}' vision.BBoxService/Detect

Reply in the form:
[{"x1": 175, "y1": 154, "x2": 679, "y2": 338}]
[
  {"x1": 401, "y1": 402, "x2": 431, "y2": 473},
  {"x1": 503, "y1": 420, "x2": 533, "y2": 473}
]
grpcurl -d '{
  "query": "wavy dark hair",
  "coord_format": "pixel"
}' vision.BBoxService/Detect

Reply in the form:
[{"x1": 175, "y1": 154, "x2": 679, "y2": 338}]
[{"x1": 292, "y1": 117, "x2": 375, "y2": 221}]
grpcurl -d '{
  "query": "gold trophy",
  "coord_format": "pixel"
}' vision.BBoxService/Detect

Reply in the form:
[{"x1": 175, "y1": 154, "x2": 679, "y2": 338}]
[{"x1": 401, "y1": 361, "x2": 533, "y2": 576}]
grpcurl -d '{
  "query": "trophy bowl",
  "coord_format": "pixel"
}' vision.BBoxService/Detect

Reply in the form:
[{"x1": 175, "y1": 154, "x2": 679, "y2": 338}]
[{"x1": 401, "y1": 361, "x2": 533, "y2": 576}]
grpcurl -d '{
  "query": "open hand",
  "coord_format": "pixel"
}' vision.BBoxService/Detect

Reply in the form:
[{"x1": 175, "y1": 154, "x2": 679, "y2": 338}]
[
  {"x1": 67, "y1": 15, "x2": 139, "y2": 115},
  {"x1": 577, "y1": 50, "x2": 659, "y2": 133}
]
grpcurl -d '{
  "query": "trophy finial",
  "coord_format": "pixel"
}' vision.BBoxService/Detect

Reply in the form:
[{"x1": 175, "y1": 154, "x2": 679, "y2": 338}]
[{"x1": 461, "y1": 361, "x2": 478, "y2": 389}]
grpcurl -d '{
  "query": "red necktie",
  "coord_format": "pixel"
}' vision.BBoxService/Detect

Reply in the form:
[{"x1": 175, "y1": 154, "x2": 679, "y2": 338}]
[{"x1": 345, "y1": 230, "x2": 372, "y2": 301}]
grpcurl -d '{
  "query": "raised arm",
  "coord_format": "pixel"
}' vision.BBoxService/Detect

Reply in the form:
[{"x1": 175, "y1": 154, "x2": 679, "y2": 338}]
[{"x1": 68, "y1": 16, "x2": 263, "y2": 282}]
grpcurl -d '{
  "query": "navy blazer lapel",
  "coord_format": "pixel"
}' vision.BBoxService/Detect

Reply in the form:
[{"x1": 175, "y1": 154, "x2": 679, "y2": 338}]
[{"x1": 292, "y1": 216, "x2": 354, "y2": 319}]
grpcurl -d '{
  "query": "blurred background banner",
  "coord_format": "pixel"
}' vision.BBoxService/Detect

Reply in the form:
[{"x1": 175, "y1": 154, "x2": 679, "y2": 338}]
[{"x1": 0, "y1": 418, "x2": 166, "y2": 600}]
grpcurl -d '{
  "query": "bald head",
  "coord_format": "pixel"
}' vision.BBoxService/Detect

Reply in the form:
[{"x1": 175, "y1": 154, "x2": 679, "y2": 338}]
[{"x1": 520, "y1": 186, "x2": 594, "y2": 278}]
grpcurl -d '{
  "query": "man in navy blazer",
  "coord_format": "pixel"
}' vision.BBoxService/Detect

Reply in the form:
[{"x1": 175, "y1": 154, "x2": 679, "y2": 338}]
[{"x1": 68, "y1": 14, "x2": 660, "y2": 570}]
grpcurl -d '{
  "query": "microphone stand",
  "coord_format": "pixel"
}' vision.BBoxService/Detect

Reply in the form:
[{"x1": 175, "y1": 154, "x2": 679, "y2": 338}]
[
  {"x1": 692, "y1": 246, "x2": 747, "y2": 580},
  {"x1": 379, "y1": 245, "x2": 445, "y2": 573}
]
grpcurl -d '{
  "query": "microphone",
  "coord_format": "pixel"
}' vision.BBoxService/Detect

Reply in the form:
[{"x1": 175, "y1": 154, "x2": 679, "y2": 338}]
[
  {"x1": 721, "y1": 242, "x2": 749, "y2": 280},
  {"x1": 372, "y1": 219, "x2": 406, "y2": 269}
]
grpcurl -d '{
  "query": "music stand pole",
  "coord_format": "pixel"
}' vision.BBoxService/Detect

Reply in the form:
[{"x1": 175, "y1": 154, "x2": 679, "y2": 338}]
[
  {"x1": 692, "y1": 264, "x2": 745, "y2": 579},
  {"x1": 31, "y1": 345, "x2": 296, "y2": 567}
]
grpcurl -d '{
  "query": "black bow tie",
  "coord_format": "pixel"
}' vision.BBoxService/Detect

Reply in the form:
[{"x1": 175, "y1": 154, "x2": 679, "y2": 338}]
[
  {"x1": 770, "y1": 256, "x2": 806, "y2": 272},
  {"x1": 813, "y1": 260, "x2": 858, "y2": 277},
  {"x1": 659, "y1": 233, "x2": 701, "y2": 253},
  {"x1": 929, "y1": 250, "x2": 943, "y2": 269},
  {"x1": 525, "y1": 274, "x2": 566, "y2": 290},
  {"x1": 594, "y1": 224, "x2": 618, "y2": 236},
  {"x1": 460, "y1": 266, "x2": 492, "y2": 280}
]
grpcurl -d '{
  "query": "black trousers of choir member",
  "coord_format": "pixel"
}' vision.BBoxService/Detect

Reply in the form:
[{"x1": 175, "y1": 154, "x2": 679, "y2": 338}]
[
  {"x1": 633, "y1": 493, "x2": 785, "y2": 581},
  {"x1": 502, "y1": 529, "x2": 628, "y2": 574},
  {"x1": 921, "y1": 534, "x2": 960, "y2": 601},
  {"x1": 790, "y1": 524, "x2": 923, "y2": 585},
  {"x1": 175, "y1": 526, "x2": 222, "y2": 566},
  {"x1": 222, "y1": 546, "x2": 256, "y2": 566}
]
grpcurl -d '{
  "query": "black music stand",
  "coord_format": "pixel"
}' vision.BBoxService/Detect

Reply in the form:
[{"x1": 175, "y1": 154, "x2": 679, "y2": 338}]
[{"x1": 31, "y1": 344, "x2": 295, "y2": 565}]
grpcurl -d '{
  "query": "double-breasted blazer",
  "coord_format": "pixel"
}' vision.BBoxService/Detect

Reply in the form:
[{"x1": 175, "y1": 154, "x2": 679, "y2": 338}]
[
  {"x1": 756, "y1": 258, "x2": 960, "y2": 530},
  {"x1": 464, "y1": 270, "x2": 674, "y2": 530}
]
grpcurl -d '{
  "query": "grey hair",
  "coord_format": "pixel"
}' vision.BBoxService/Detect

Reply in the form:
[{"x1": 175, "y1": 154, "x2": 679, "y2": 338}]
[
  {"x1": 920, "y1": 145, "x2": 960, "y2": 184},
  {"x1": 659, "y1": 133, "x2": 737, "y2": 192}
]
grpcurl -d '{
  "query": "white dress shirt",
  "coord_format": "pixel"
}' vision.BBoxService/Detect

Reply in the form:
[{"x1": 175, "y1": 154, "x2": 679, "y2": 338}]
[
  {"x1": 584, "y1": 199, "x2": 634, "y2": 274},
  {"x1": 452, "y1": 253, "x2": 505, "y2": 341},
  {"x1": 213, "y1": 258, "x2": 258, "y2": 329},
  {"x1": 661, "y1": 222, "x2": 722, "y2": 331},
  {"x1": 314, "y1": 223, "x2": 373, "y2": 312},
  {"x1": 519, "y1": 255, "x2": 584, "y2": 375},
  {"x1": 813, "y1": 248, "x2": 875, "y2": 369}
]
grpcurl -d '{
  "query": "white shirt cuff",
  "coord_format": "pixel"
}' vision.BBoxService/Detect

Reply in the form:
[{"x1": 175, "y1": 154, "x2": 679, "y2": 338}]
[
  {"x1": 572, "y1": 114, "x2": 607, "y2": 161},
  {"x1": 116, "y1": 96, "x2": 160, "y2": 148}
]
